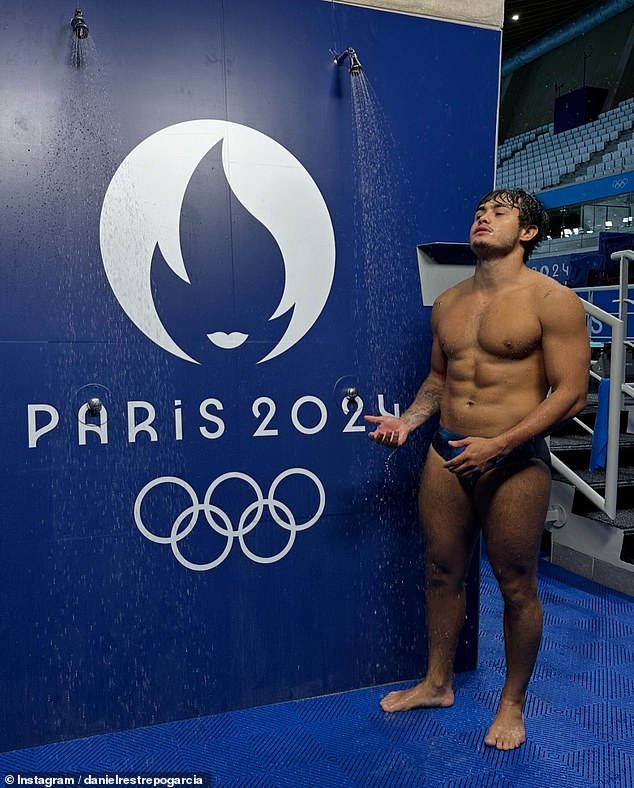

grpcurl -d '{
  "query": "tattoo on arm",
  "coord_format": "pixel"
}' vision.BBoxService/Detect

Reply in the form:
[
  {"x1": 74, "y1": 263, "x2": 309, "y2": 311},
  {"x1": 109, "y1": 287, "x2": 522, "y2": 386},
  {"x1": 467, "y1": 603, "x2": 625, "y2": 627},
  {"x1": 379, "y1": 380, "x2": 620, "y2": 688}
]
[{"x1": 401, "y1": 384, "x2": 443, "y2": 428}]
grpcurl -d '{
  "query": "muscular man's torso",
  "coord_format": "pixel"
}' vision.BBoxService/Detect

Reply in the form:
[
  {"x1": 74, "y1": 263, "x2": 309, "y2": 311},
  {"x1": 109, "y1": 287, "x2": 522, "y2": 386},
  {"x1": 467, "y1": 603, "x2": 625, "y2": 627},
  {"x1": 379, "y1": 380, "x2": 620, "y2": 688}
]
[{"x1": 435, "y1": 269, "x2": 553, "y2": 437}]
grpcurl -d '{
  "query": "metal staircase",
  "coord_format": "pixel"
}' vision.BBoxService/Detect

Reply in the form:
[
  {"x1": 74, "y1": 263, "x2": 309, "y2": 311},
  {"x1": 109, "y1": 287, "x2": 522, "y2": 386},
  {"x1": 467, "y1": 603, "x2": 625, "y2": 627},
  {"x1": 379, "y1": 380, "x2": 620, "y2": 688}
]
[{"x1": 546, "y1": 249, "x2": 634, "y2": 595}]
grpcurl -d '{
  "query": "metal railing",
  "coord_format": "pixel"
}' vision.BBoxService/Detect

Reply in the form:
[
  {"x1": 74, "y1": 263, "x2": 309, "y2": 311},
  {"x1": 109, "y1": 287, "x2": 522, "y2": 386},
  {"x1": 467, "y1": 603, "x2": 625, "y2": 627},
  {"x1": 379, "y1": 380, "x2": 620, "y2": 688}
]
[
  {"x1": 553, "y1": 249, "x2": 634, "y2": 520},
  {"x1": 615, "y1": 249, "x2": 634, "y2": 403},
  {"x1": 550, "y1": 296, "x2": 624, "y2": 521}
]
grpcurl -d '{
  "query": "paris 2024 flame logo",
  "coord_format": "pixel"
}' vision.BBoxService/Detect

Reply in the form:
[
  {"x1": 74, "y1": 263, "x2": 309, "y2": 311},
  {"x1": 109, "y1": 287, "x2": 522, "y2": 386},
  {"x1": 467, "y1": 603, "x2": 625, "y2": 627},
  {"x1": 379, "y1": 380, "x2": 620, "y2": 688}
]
[
  {"x1": 99, "y1": 121, "x2": 335, "y2": 569},
  {"x1": 99, "y1": 119, "x2": 336, "y2": 365}
]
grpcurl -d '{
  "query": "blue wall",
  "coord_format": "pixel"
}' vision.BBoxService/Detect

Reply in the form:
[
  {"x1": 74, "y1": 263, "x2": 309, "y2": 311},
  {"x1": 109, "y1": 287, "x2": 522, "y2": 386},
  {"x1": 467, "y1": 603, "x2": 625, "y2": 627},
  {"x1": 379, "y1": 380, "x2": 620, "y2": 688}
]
[{"x1": 0, "y1": 1, "x2": 500, "y2": 750}]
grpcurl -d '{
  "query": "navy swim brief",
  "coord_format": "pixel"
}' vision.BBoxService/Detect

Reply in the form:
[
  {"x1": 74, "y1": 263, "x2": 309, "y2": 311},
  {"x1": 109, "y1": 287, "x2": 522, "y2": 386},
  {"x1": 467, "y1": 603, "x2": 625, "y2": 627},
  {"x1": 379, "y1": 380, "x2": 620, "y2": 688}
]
[{"x1": 431, "y1": 426, "x2": 551, "y2": 495}]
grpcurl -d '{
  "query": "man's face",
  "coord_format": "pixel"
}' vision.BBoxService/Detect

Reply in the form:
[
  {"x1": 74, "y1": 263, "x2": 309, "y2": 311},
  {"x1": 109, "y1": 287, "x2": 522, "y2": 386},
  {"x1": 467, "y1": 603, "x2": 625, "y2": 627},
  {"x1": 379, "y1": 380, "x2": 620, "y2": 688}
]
[{"x1": 469, "y1": 198, "x2": 536, "y2": 260}]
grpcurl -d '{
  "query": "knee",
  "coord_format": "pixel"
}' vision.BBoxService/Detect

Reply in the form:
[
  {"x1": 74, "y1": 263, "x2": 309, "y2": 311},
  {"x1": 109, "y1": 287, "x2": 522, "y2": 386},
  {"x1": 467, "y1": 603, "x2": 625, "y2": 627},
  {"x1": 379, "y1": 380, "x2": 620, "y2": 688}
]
[
  {"x1": 425, "y1": 554, "x2": 467, "y2": 593},
  {"x1": 496, "y1": 570, "x2": 539, "y2": 608}
]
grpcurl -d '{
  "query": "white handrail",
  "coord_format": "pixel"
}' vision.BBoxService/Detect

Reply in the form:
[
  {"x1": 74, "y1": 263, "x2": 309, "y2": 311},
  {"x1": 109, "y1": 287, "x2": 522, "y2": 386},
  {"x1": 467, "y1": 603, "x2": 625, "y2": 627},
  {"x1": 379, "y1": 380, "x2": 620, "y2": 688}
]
[
  {"x1": 556, "y1": 249, "x2": 634, "y2": 520},
  {"x1": 614, "y1": 249, "x2": 634, "y2": 396},
  {"x1": 551, "y1": 298, "x2": 624, "y2": 521}
]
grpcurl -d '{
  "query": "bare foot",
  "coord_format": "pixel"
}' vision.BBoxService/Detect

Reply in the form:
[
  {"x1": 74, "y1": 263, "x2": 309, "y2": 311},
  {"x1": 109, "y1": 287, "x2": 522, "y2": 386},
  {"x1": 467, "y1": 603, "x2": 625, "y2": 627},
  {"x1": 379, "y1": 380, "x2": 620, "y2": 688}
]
[
  {"x1": 380, "y1": 680, "x2": 454, "y2": 713},
  {"x1": 484, "y1": 700, "x2": 526, "y2": 750}
]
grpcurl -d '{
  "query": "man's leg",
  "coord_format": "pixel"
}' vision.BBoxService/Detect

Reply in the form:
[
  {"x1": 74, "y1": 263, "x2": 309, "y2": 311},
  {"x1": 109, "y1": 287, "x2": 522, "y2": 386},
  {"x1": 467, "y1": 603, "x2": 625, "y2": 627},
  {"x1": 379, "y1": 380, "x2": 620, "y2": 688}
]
[
  {"x1": 476, "y1": 459, "x2": 551, "y2": 750},
  {"x1": 381, "y1": 447, "x2": 478, "y2": 712}
]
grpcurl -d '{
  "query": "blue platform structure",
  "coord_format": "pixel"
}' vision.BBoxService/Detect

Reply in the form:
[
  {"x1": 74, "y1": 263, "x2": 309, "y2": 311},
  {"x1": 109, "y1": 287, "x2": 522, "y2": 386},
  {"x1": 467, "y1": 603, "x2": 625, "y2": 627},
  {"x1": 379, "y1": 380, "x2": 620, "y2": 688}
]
[{"x1": 0, "y1": 0, "x2": 501, "y2": 752}]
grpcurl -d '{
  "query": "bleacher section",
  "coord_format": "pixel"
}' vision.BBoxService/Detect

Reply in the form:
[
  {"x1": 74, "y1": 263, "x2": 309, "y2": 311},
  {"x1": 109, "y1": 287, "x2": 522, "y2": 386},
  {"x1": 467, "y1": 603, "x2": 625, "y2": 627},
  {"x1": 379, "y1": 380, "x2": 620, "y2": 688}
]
[
  {"x1": 497, "y1": 126, "x2": 549, "y2": 164},
  {"x1": 496, "y1": 97, "x2": 634, "y2": 193}
]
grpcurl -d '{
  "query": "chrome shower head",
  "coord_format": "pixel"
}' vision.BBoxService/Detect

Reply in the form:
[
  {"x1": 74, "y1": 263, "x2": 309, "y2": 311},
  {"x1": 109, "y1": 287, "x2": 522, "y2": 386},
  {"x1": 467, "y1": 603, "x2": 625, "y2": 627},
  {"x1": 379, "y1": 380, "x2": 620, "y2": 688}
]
[
  {"x1": 333, "y1": 47, "x2": 363, "y2": 76},
  {"x1": 71, "y1": 8, "x2": 89, "y2": 39},
  {"x1": 348, "y1": 49, "x2": 362, "y2": 76}
]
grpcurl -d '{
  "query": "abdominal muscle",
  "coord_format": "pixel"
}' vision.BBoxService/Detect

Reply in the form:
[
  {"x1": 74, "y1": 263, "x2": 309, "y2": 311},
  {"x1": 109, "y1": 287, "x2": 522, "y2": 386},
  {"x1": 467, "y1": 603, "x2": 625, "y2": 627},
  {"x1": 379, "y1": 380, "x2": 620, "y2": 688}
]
[{"x1": 439, "y1": 352, "x2": 548, "y2": 438}]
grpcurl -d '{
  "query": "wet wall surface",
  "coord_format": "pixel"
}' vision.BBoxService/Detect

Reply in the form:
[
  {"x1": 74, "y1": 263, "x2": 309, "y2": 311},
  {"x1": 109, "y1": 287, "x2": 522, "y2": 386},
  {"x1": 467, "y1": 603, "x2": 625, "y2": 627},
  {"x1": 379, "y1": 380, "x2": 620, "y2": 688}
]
[{"x1": 0, "y1": 0, "x2": 498, "y2": 750}]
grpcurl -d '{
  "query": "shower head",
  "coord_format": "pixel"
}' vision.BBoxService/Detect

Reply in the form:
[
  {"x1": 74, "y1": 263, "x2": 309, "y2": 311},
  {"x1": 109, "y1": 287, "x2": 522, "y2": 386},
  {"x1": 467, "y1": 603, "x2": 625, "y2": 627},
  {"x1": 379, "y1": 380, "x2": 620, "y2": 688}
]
[
  {"x1": 71, "y1": 8, "x2": 89, "y2": 39},
  {"x1": 333, "y1": 47, "x2": 363, "y2": 76},
  {"x1": 348, "y1": 49, "x2": 362, "y2": 76}
]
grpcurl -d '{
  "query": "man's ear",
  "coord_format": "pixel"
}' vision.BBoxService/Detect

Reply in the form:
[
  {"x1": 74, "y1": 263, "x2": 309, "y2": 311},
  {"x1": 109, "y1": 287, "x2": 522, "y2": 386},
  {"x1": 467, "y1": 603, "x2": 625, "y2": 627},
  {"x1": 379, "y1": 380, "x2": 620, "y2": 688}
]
[{"x1": 520, "y1": 224, "x2": 539, "y2": 242}]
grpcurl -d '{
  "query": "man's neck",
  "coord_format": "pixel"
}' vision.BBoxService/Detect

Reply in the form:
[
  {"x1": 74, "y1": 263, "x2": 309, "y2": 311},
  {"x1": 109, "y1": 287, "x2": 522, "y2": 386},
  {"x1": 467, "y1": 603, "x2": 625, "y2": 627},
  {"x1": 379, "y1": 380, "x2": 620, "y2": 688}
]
[{"x1": 473, "y1": 252, "x2": 526, "y2": 291}]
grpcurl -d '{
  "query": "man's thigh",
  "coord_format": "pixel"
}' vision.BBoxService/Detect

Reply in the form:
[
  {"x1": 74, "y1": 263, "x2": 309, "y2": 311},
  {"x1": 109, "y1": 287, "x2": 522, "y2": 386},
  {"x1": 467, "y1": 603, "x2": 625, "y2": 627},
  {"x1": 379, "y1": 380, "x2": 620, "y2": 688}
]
[
  {"x1": 476, "y1": 459, "x2": 551, "y2": 577},
  {"x1": 419, "y1": 448, "x2": 479, "y2": 575}
]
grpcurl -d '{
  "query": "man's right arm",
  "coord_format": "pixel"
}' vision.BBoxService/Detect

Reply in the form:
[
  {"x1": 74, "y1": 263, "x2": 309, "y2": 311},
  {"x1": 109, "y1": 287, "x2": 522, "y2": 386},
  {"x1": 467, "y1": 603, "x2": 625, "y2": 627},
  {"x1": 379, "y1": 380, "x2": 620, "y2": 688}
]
[
  {"x1": 401, "y1": 367, "x2": 445, "y2": 430},
  {"x1": 365, "y1": 298, "x2": 447, "y2": 447}
]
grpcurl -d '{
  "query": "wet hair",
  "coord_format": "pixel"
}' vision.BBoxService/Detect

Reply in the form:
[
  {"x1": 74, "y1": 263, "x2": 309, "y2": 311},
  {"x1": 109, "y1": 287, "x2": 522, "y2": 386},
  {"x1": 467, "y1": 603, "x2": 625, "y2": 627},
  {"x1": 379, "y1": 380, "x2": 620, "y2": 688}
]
[{"x1": 476, "y1": 188, "x2": 549, "y2": 262}]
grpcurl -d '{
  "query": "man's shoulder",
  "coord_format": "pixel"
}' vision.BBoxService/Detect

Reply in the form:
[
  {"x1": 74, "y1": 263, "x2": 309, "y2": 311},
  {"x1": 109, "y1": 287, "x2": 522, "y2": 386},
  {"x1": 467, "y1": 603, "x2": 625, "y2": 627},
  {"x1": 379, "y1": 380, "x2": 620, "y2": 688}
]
[
  {"x1": 526, "y1": 269, "x2": 585, "y2": 322},
  {"x1": 528, "y1": 269, "x2": 579, "y2": 299},
  {"x1": 430, "y1": 279, "x2": 472, "y2": 329},
  {"x1": 434, "y1": 277, "x2": 474, "y2": 306},
  {"x1": 520, "y1": 267, "x2": 575, "y2": 299}
]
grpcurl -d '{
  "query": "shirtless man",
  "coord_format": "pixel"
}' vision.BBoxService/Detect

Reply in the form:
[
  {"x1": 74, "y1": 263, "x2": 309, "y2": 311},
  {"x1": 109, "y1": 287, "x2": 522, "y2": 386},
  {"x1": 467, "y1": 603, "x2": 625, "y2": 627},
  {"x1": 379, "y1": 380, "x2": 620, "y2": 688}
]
[{"x1": 365, "y1": 189, "x2": 590, "y2": 750}]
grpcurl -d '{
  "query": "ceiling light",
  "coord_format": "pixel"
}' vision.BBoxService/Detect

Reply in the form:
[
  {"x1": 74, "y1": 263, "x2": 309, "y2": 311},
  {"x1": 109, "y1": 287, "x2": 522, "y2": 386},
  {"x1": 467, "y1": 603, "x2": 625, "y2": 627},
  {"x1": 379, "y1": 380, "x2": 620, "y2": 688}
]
[{"x1": 511, "y1": 14, "x2": 520, "y2": 21}]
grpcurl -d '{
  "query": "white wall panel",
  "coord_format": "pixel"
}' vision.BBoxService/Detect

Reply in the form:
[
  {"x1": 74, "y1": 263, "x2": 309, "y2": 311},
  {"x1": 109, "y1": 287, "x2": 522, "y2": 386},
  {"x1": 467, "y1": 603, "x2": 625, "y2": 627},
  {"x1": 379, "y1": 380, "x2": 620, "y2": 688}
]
[{"x1": 333, "y1": 0, "x2": 504, "y2": 28}]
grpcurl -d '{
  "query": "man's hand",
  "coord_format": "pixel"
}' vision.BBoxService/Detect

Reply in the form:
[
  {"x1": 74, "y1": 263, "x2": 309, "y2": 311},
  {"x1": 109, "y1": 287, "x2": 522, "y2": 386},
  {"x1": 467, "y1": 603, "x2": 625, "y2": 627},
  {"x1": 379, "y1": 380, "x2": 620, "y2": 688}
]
[
  {"x1": 444, "y1": 436, "x2": 504, "y2": 477},
  {"x1": 365, "y1": 415, "x2": 412, "y2": 448}
]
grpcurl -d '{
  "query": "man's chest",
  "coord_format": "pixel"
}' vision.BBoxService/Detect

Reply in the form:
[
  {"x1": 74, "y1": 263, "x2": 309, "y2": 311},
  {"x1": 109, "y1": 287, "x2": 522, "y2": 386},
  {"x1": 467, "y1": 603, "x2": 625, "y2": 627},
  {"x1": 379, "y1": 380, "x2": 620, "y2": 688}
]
[{"x1": 437, "y1": 295, "x2": 542, "y2": 361}]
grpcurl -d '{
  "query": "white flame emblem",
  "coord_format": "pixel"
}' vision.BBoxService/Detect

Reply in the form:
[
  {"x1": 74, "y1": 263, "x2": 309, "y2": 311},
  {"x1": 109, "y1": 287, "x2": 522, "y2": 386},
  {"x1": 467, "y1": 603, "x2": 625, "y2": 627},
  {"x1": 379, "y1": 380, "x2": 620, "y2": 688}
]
[{"x1": 100, "y1": 120, "x2": 336, "y2": 364}]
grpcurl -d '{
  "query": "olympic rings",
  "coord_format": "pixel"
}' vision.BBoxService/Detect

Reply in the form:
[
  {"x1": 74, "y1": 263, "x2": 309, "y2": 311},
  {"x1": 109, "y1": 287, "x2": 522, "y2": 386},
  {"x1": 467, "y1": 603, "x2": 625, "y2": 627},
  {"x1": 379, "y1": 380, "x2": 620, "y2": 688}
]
[{"x1": 133, "y1": 468, "x2": 325, "y2": 571}]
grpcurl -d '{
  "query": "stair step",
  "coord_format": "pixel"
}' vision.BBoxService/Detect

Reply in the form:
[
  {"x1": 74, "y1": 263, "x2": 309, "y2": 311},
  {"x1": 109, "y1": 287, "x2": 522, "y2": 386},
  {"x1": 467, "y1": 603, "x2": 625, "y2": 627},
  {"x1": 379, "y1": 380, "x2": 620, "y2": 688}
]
[
  {"x1": 549, "y1": 384, "x2": 634, "y2": 523},
  {"x1": 581, "y1": 507, "x2": 634, "y2": 532},
  {"x1": 552, "y1": 465, "x2": 634, "y2": 490},
  {"x1": 553, "y1": 402, "x2": 634, "y2": 438},
  {"x1": 551, "y1": 432, "x2": 634, "y2": 451},
  {"x1": 555, "y1": 465, "x2": 634, "y2": 527}
]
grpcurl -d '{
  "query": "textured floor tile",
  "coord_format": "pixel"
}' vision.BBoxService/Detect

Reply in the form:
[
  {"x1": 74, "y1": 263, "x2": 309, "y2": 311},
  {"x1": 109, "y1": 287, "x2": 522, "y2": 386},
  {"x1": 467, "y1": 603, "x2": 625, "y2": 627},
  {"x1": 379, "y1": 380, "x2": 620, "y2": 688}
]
[{"x1": 1, "y1": 557, "x2": 632, "y2": 787}]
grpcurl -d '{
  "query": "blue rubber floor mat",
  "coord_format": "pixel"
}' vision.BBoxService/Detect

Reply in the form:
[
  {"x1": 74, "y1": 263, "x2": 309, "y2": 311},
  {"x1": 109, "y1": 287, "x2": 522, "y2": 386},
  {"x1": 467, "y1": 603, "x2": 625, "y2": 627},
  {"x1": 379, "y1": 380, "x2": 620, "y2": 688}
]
[{"x1": 1, "y1": 559, "x2": 633, "y2": 787}]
